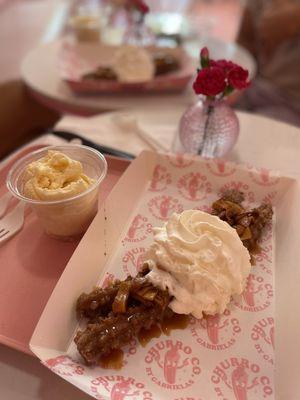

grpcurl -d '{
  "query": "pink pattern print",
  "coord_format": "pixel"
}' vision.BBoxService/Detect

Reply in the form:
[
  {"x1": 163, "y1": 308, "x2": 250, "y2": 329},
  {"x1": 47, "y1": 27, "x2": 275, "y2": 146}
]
[
  {"x1": 45, "y1": 355, "x2": 84, "y2": 377},
  {"x1": 218, "y1": 181, "x2": 255, "y2": 205},
  {"x1": 125, "y1": 215, "x2": 152, "y2": 242},
  {"x1": 211, "y1": 358, "x2": 273, "y2": 399},
  {"x1": 177, "y1": 172, "x2": 212, "y2": 201},
  {"x1": 153, "y1": 344, "x2": 189, "y2": 384},
  {"x1": 235, "y1": 274, "x2": 273, "y2": 312},
  {"x1": 251, "y1": 317, "x2": 274, "y2": 364},
  {"x1": 102, "y1": 273, "x2": 115, "y2": 288},
  {"x1": 270, "y1": 326, "x2": 275, "y2": 349},
  {"x1": 231, "y1": 366, "x2": 250, "y2": 400},
  {"x1": 148, "y1": 195, "x2": 183, "y2": 220},
  {"x1": 203, "y1": 314, "x2": 227, "y2": 344},
  {"x1": 206, "y1": 160, "x2": 236, "y2": 177},
  {"x1": 149, "y1": 165, "x2": 172, "y2": 192},
  {"x1": 262, "y1": 191, "x2": 278, "y2": 205},
  {"x1": 110, "y1": 380, "x2": 139, "y2": 400},
  {"x1": 255, "y1": 244, "x2": 272, "y2": 264},
  {"x1": 167, "y1": 153, "x2": 194, "y2": 168},
  {"x1": 242, "y1": 274, "x2": 258, "y2": 307},
  {"x1": 145, "y1": 340, "x2": 201, "y2": 388},
  {"x1": 249, "y1": 167, "x2": 280, "y2": 187},
  {"x1": 122, "y1": 247, "x2": 146, "y2": 276}
]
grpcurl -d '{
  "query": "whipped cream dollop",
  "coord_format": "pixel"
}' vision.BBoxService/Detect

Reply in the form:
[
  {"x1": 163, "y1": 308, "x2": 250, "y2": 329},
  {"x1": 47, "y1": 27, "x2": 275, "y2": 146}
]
[
  {"x1": 112, "y1": 45, "x2": 154, "y2": 83},
  {"x1": 146, "y1": 210, "x2": 251, "y2": 318},
  {"x1": 23, "y1": 150, "x2": 95, "y2": 201}
]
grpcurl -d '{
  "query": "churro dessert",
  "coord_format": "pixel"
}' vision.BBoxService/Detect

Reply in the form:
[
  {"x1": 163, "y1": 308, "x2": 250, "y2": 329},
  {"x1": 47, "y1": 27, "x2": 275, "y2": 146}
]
[
  {"x1": 74, "y1": 190, "x2": 272, "y2": 365},
  {"x1": 81, "y1": 48, "x2": 181, "y2": 82}
]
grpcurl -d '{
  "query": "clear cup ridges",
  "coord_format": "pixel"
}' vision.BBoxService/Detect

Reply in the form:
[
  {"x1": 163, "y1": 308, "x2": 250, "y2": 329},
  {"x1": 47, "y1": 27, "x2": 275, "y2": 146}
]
[{"x1": 6, "y1": 145, "x2": 107, "y2": 241}]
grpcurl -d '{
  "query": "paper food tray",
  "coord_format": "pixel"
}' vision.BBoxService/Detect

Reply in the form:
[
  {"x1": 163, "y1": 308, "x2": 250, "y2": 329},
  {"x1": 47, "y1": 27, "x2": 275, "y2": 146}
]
[{"x1": 30, "y1": 151, "x2": 296, "y2": 400}]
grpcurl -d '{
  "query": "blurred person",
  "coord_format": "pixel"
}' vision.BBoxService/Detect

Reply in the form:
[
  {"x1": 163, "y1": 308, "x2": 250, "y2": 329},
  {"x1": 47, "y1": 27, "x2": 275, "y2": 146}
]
[{"x1": 236, "y1": 0, "x2": 300, "y2": 126}]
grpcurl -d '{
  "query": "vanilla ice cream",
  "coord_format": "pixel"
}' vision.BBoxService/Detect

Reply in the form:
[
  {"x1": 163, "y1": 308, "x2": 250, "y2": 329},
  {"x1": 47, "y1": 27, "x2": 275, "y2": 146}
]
[
  {"x1": 23, "y1": 150, "x2": 95, "y2": 201},
  {"x1": 146, "y1": 210, "x2": 251, "y2": 318},
  {"x1": 112, "y1": 45, "x2": 154, "y2": 83}
]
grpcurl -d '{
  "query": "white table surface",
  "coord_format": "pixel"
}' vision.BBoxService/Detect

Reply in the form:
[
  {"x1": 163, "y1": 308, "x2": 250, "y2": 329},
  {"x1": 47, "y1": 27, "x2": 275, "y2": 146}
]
[{"x1": 1, "y1": 109, "x2": 300, "y2": 399}]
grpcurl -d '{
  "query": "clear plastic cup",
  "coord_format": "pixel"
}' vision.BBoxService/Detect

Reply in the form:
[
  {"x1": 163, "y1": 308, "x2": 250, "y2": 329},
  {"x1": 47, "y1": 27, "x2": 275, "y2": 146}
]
[{"x1": 7, "y1": 145, "x2": 107, "y2": 241}]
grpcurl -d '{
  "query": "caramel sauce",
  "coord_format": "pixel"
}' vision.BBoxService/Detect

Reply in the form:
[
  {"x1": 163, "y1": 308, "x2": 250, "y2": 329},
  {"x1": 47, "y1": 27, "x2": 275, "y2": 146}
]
[
  {"x1": 99, "y1": 314, "x2": 190, "y2": 370},
  {"x1": 138, "y1": 324, "x2": 162, "y2": 347},
  {"x1": 99, "y1": 349, "x2": 124, "y2": 370},
  {"x1": 161, "y1": 313, "x2": 190, "y2": 336}
]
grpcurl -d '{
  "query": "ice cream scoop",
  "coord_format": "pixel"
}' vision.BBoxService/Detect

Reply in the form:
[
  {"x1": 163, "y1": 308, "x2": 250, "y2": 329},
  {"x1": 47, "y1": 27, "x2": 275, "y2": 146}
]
[
  {"x1": 23, "y1": 150, "x2": 95, "y2": 201},
  {"x1": 112, "y1": 45, "x2": 155, "y2": 83},
  {"x1": 146, "y1": 210, "x2": 251, "y2": 318}
]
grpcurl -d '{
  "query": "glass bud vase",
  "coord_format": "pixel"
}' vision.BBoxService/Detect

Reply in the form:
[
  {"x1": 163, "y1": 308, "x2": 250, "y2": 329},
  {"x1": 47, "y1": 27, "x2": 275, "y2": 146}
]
[
  {"x1": 123, "y1": 11, "x2": 155, "y2": 46},
  {"x1": 174, "y1": 99, "x2": 239, "y2": 158}
]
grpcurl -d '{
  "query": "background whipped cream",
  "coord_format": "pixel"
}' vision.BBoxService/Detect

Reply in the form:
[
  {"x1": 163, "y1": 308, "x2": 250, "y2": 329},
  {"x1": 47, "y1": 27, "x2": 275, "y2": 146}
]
[
  {"x1": 113, "y1": 45, "x2": 154, "y2": 83},
  {"x1": 146, "y1": 210, "x2": 251, "y2": 318},
  {"x1": 23, "y1": 150, "x2": 95, "y2": 201}
]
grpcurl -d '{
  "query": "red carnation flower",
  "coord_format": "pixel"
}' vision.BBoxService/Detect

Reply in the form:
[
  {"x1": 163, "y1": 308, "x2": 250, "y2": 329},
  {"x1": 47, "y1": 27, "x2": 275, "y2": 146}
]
[
  {"x1": 210, "y1": 59, "x2": 237, "y2": 73},
  {"x1": 130, "y1": 0, "x2": 149, "y2": 13},
  {"x1": 200, "y1": 47, "x2": 209, "y2": 60},
  {"x1": 193, "y1": 67, "x2": 226, "y2": 96},
  {"x1": 228, "y1": 66, "x2": 250, "y2": 89}
]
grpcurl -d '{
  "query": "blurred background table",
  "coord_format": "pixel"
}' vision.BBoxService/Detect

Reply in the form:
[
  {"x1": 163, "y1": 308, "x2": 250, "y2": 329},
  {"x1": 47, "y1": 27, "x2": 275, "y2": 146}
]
[{"x1": 0, "y1": 0, "x2": 245, "y2": 158}]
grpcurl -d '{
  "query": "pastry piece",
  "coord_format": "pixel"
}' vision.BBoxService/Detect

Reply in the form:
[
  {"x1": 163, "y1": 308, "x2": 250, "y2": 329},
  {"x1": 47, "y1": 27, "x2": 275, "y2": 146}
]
[
  {"x1": 75, "y1": 269, "x2": 171, "y2": 364},
  {"x1": 74, "y1": 190, "x2": 272, "y2": 365},
  {"x1": 82, "y1": 66, "x2": 117, "y2": 81},
  {"x1": 153, "y1": 52, "x2": 180, "y2": 76},
  {"x1": 212, "y1": 189, "x2": 273, "y2": 254}
]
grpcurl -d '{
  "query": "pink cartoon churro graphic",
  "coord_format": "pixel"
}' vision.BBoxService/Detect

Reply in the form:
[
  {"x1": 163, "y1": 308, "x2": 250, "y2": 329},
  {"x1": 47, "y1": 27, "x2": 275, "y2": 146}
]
[
  {"x1": 206, "y1": 159, "x2": 236, "y2": 176},
  {"x1": 205, "y1": 314, "x2": 228, "y2": 344},
  {"x1": 211, "y1": 358, "x2": 273, "y2": 399},
  {"x1": 216, "y1": 160, "x2": 226, "y2": 174},
  {"x1": 177, "y1": 172, "x2": 212, "y2": 201},
  {"x1": 150, "y1": 165, "x2": 171, "y2": 191},
  {"x1": 188, "y1": 175, "x2": 200, "y2": 200},
  {"x1": 153, "y1": 343, "x2": 189, "y2": 384},
  {"x1": 127, "y1": 215, "x2": 145, "y2": 239},
  {"x1": 148, "y1": 195, "x2": 183, "y2": 220},
  {"x1": 243, "y1": 275, "x2": 256, "y2": 307},
  {"x1": 110, "y1": 380, "x2": 139, "y2": 400},
  {"x1": 242, "y1": 275, "x2": 263, "y2": 307},
  {"x1": 168, "y1": 153, "x2": 194, "y2": 168},
  {"x1": 145, "y1": 340, "x2": 201, "y2": 388},
  {"x1": 231, "y1": 366, "x2": 249, "y2": 400},
  {"x1": 124, "y1": 215, "x2": 152, "y2": 242},
  {"x1": 190, "y1": 310, "x2": 241, "y2": 350},
  {"x1": 160, "y1": 196, "x2": 172, "y2": 219}
]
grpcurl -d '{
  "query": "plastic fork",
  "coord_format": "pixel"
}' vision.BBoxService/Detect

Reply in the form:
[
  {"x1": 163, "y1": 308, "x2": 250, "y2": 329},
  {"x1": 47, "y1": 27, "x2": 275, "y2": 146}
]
[
  {"x1": 0, "y1": 192, "x2": 12, "y2": 218},
  {"x1": 0, "y1": 201, "x2": 26, "y2": 243}
]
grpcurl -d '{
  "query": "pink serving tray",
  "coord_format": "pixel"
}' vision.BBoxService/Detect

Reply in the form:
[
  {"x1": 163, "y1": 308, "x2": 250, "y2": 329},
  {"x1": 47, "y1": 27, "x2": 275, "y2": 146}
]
[{"x1": 0, "y1": 145, "x2": 130, "y2": 355}]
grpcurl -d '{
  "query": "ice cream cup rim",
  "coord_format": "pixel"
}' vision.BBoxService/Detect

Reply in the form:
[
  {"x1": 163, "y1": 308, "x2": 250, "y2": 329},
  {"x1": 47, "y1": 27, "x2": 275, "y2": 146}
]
[{"x1": 6, "y1": 144, "x2": 108, "y2": 206}]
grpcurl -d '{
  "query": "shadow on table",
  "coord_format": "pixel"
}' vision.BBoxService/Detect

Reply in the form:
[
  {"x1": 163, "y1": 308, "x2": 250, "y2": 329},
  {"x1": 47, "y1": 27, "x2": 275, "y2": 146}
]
[{"x1": 0, "y1": 344, "x2": 91, "y2": 400}]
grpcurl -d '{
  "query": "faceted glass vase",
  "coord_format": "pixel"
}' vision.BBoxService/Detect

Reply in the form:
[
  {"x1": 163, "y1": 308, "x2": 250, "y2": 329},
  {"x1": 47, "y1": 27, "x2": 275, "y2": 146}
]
[
  {"x1": 123, "y1": 11, "x2": 155, "y2": 46},
  {"x1": 174, "y1": 99, "x2": 240, "y2": 158}
]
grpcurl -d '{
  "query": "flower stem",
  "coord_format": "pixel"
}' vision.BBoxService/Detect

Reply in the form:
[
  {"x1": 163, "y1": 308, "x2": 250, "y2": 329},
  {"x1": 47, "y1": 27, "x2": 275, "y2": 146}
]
[{"x1": 197, "y1": 104, "x2": 214, "y2": 155}]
